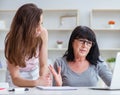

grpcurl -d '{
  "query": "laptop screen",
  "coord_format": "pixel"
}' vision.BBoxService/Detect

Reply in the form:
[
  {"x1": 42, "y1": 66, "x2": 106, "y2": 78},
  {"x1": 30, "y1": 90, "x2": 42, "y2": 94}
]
[{"x1": 110, "y1": 52, "x2": 120, "y2": 89}]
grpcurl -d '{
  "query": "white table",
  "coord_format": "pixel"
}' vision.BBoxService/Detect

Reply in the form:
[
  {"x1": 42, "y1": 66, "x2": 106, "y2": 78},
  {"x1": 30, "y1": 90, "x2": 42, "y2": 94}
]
[{"x1": 1, "y1": 87, "x2": 120, "y2": 95}]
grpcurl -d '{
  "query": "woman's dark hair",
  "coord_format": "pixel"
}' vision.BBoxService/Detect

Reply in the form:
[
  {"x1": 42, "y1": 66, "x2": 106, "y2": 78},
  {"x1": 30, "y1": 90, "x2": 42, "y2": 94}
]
[{"x1": 64, "y1": 26, "x2": 102, "y2": 65}]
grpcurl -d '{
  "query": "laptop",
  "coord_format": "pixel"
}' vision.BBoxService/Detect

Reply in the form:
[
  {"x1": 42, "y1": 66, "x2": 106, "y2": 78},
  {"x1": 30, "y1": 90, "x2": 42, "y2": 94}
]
[{"x1": 91, "y1": 52, "x2": 120, "y2": 90}]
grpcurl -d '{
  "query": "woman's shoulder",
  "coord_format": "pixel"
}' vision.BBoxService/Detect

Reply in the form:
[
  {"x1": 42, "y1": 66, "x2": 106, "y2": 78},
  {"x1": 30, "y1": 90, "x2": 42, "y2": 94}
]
[
  {"x1": 55, "y1": 57, "x2": 66, "y2": 63},
  {"x1": 97, "y1": 60, "x2": 107, "y2": 66},
  {"x1": 54, "y1": 57, "x2": 67, "y2": 66},
  {"x1": 94, "y1": 60, "x2": 109, "y2": 71}
]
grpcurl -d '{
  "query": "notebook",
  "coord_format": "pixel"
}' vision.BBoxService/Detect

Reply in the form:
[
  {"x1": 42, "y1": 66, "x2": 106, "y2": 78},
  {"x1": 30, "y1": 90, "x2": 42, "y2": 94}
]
[
  {"x1": 91, "y1": 52, "x2": 120, "y2": 90},
  {"x1": 0, "y1": 82, "x2": 9, "y2": 88},
  {"x1": 36, "y1": 86, "x2": 77, "y2": 91}
]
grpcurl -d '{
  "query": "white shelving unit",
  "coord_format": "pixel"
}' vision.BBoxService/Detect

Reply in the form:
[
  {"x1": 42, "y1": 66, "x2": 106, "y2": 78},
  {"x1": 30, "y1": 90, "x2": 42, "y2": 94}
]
[
  {"x1": 43, "y1": 9, "x2": 79, "y2": 62},
  {"x1": 0, "y1": 9, "x2": 79, "y2": 65},
  {"x1": 89, "y1": 9, "x2": 120, "y2": 87},
  {"x1": 90, "y1": 9, "x2": 120, "y2": 61},
  {"x1": 1, "y1": 9, "x2": 119, "y2": 66},
  {"x1": 0, "y1": 10, "x2": 16, "y2": 68}
]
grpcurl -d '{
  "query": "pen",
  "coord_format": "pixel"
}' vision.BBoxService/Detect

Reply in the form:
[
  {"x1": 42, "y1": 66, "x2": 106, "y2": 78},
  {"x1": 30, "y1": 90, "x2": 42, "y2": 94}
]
[
  {"x1": 0, "y1": 88, "x2": 5, "y2": 90},
  {"x1": 8, "y1": 88, "x2": 29, "y2": 92}
]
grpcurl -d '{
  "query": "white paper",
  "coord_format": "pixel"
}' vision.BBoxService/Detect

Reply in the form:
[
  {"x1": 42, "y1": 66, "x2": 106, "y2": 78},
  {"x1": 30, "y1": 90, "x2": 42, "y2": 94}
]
[
  {"x1": 36, "y1": 86, "x2": 77, "y2": 90},
  {"x1": 0, "y1": 82, "x2": 9, "y2": 88}
]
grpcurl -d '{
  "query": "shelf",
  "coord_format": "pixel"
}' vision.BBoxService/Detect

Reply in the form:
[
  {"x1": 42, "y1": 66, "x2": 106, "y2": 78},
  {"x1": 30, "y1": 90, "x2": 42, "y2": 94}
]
[
  {"x1": 47, "y1": 28, "x2": 74, "y2": 31},
  {"x1": 91, "y1": 9, "x2": 120, "y2": 12},
  {"x1": 0, "y1": 28, "x2": 9, "y2": 32},
  {"x1": 100, "y1": 48, "x2": 120, "y2": 51},
  {"x1": 0, "y1": 68, "x2": 6, "y2": 71},
  {"x1": 48, "y1": 48, "x2": 67, "y2": 51},
  {"x1": 0, "y1": 10, "x2": 16, "y2": 12},
  {"x1": 43, "y1": 9, "x2": 79, "y2": 11},
  {"x1": 0, "y1": 10, "x2": 16, "y2": 29},
  {"x1": 92, "y1": 28, "x2": 120, "y2": 31},
  {"x1": 43, "y1": 9, "x2": 79, "y2": 29},
  {"x1": 49, "y1": 47, "x2": 120, "y2": 52},
  {"x1": 90, "y1": 9, "x2": 120, "y2": 29},
  {"x1": 44, "y1": 9, "x2": 79, "y2": 61},
  {"x1": 90, "y1": 9, "x2": 120, "y2": 59},
  {"x1": 48, "y1": 48, "x2": 120, "y2": 52},
  {"x1": 0, "y1": 49, "x2": 4, "y2": 52}
]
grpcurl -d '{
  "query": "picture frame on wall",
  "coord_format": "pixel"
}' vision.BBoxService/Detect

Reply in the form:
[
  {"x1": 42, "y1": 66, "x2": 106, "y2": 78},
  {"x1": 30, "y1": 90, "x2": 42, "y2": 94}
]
[{"x1": 60, "y1": 15, "x2": 77, "y2": 28}]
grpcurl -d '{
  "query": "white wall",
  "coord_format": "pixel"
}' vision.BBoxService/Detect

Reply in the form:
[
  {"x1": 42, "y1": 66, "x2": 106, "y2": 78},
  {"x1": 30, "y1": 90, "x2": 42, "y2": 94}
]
[
  {"x1": 0, "y1": 0, "x2": 120, "y2": 26},
  {"x1": 0, "y1": 0, "x2": 119, "y2": 82},
  {"x1": 0, "y1": 0, "x2": 120, "y2": 62}
]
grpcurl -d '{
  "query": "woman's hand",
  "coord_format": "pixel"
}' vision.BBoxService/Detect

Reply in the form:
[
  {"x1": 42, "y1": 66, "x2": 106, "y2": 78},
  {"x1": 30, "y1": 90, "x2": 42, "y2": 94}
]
[
  {"x1": 35, "y1": 75, "x2": 52, "y2": 86},
  {"x1": 48, "y1": 65, "x2": 62, "y2": 86}
]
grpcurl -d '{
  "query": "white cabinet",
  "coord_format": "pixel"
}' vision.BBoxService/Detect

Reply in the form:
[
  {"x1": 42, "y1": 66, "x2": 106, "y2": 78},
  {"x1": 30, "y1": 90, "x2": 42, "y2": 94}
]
[
  {"x1": 0, "y1": 9, "x2": 79, "y2": 65},
  {"x1": 43, "y1": 9, "x2": 79, "y2": 62},
  {"x1": 90, "y1": 9, "x2": 120, "y2": 60},
  {"x1": 0, "y1": 10, "x2": 16, "y2": 68}
]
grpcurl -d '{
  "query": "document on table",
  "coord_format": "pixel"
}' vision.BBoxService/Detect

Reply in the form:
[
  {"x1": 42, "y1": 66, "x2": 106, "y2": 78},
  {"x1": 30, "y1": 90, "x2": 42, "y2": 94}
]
[{"x1": 36, "y1": 86, "x2": 77, "y2": 90}]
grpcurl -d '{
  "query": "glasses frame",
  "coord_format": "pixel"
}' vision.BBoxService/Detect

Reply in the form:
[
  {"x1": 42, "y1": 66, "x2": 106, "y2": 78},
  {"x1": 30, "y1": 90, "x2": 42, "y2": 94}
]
[{"x1": 76, "y1": 39, "x2": 95, "y2": 47}]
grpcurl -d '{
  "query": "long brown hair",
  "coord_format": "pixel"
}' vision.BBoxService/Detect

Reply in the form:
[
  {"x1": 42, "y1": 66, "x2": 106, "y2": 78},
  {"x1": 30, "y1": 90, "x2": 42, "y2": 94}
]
[{"x1": 5, "y1": 3, "x2": 43, "y2": 67}]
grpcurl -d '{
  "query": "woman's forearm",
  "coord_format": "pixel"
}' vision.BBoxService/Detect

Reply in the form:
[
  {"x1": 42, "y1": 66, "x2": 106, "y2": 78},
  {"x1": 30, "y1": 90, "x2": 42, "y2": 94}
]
[{"x1": 11, "y1": 77, "x2": 37, "y2": 87}]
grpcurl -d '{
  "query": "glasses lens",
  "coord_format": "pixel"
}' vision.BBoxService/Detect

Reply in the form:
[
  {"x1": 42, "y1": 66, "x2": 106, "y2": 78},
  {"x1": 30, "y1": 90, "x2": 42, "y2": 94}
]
[
  {"x1": 78, "y1": 39, "x2": 95, "y2": 46},
  {"x1": 86, "y1": 41, "x2": 92, "y2": 45}
]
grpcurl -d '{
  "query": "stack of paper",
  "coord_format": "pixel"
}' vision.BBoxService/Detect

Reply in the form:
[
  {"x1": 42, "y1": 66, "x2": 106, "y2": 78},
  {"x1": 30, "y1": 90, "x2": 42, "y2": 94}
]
[{"x1": 36, "y1": 86, "x2": 77, "y2": 91}]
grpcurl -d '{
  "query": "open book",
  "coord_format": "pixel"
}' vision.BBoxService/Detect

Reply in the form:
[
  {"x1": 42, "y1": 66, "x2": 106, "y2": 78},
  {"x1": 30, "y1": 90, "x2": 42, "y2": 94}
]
[{"x1": 36, "y1": 86, "x2": 77, "y2": 90}]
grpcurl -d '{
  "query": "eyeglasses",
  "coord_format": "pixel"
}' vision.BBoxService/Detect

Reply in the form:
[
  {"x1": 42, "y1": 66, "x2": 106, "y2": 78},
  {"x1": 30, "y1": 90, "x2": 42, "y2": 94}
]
[{"x1": 77, "y1": 39, "x2": 95, "y2": 47}]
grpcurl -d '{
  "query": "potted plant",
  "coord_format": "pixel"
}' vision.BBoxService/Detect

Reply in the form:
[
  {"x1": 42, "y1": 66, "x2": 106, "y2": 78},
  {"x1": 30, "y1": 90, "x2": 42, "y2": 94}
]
[
  {"x1": 106, "y1": 57, "x2": 116, "y2": 70},
  {"x1": 108, "y1": 20, "x2": 115, "y2": 28},
  {"x1": 56, "y1": 40, "x2": 63, "y2": 49}
]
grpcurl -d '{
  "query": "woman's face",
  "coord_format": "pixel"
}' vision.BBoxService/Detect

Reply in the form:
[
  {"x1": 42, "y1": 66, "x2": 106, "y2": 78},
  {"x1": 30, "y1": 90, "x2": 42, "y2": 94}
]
[
  {"x1": 72, "y1": 38, "x2": 93, "y2": 58},
  {"x1": 36, "y1": 15, "x2": 43, "y2": 37}
]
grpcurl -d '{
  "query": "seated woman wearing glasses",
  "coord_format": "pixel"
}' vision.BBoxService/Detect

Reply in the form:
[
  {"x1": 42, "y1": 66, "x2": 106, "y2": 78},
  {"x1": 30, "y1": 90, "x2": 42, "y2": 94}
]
[{"x1": 49, "y1": 26, "x2": 112, "y2": 87}]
